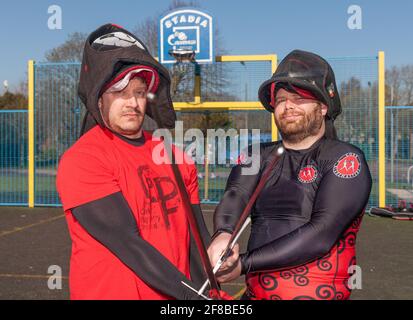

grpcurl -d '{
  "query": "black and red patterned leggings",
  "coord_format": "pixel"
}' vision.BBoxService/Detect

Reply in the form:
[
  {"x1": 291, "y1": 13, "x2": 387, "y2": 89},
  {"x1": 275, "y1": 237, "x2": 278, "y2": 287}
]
[{"x1": 244, "y1": 216, "x2": 362, "y2": 300}]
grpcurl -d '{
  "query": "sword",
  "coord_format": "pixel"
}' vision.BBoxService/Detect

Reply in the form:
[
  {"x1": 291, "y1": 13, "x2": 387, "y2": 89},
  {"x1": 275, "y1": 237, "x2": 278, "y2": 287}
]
[
  {"x1": 181, "y1": 281, "x2": 211, "y2": 300},
  {"x1": 197, "y1": 216, "x2": 251, "y2": 295},
  {"x1": 150, "y1": 100, "x2": 221, "y2": 300},
  {"x1": 197, "y1": 146, "x2": 285, "y2": 296}
]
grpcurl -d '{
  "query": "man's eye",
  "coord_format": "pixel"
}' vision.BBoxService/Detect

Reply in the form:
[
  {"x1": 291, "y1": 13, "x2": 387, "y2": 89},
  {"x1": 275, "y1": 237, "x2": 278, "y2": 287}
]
[{"x1": 135, "y1": 91, "x2": 147, "y2": 97}]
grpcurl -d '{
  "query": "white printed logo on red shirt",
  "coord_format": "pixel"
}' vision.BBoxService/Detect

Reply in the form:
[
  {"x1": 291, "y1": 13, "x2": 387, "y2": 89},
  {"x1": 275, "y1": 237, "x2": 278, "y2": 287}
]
[
  {"x1": 298, "y1": 165, "x2": 318, "y2": 183},
  {"x1": 333, "y1": 153, "x2": 361, "y2": 179}
]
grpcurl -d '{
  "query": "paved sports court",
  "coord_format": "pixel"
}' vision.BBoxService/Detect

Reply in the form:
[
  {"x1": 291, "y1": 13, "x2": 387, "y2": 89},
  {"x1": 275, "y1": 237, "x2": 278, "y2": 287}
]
[{"x1": 0, "y1": 204, "x2": 411, "y2": 300}]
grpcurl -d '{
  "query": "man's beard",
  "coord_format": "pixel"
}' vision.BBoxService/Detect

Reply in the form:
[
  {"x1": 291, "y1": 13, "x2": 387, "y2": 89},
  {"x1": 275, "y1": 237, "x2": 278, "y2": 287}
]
[
  {"x1": 275, "y1": 103, "x2": 324, "y2": 144},
  {"x1": 108, "y1": 109, "x2": 146, "y2": 137}
]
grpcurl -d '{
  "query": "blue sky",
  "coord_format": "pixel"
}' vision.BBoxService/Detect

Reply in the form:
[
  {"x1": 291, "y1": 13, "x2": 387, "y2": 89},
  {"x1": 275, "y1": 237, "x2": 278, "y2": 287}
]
[{"x1": 1, "y1": 0, "x2": 412, "y2": 92}]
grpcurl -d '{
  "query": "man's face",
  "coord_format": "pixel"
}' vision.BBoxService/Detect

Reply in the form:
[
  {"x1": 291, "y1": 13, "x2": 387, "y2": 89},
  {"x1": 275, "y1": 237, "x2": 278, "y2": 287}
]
[
  {"x1": 99, "y1": 77, "x2": 147, "y2": 138},
  {"x1": 273, "y1": 88, "x2": 328, "y2": 143}
]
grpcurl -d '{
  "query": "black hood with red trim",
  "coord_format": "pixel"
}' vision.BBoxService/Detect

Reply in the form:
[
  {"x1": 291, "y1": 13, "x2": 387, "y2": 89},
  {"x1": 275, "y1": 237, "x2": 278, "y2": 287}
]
[
  {"x1": 258, "y1": 50, "x2": 342, "y2": 139},
  {"x1": 259, "y1": 50, "x2": 342, "y2": 119},
  {"x1": 78, "y1": 23, "x2": 176, "y2": 136}
]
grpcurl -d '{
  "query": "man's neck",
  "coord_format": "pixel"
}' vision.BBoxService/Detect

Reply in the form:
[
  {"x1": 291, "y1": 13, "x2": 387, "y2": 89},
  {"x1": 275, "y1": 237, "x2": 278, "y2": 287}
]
[
  {"x1": 282, "y1": 124, "x2": 326, "y2": 150},
  {"x1": 111, "y1": 130, "x2": 146, "y2": 147},
  {"x1": 122, "y1": 132, "x2": 143, "y2": 139}
]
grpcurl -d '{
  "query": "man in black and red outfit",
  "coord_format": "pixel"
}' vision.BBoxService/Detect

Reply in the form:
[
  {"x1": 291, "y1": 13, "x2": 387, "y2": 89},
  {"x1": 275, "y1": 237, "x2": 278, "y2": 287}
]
[{"x1": 208, "y1": 50, "x2": 372, "y2": 300}]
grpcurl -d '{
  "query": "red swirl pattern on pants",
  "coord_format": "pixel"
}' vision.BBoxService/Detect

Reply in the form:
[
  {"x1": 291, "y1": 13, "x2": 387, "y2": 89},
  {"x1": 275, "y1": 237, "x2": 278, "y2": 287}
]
[{"x1": 245, "y1": 214, "x2": 363, "y2": 300}]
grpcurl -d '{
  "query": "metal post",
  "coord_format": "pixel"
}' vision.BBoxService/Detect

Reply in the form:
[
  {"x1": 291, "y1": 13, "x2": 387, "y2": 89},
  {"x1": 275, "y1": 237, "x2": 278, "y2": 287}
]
[
  {"x1": 270, "y1": 55, "x2": 278, "y2": 141},
  {"x1": 390, "y1": 109, "x2": 394, "y2": 183},
  {"x1": 204, "y1": 110, "x2": 209, "y2": 201},
  {"x1": 368, "y1": 81, "x2": 372, "y2": 159},
  {"x1": 204, "y1": 142, "x2": 209, "y2": 201},
  {"x1": 378, "y1": 51, "x2": 386, "y2": 208},
  {"x1": 28, "y1": 60, "x2": 35, "y2": 208},
  {"x1": 194, "y1": 63, "x2": 201, "y2": 104}
]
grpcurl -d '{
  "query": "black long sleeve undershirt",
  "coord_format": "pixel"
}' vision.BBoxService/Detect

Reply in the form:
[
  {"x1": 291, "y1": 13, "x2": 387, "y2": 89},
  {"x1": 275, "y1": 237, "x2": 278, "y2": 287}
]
[
  {"x1": 214, "y1": 140, "x2": 372, "y2": 275},
  {"x1": 240, "y1": 165, "x2": 371, "y2": 274}
]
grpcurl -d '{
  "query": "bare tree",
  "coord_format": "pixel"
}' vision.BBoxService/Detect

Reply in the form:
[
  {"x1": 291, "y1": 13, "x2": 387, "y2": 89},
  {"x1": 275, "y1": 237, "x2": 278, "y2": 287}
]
[
  {"x1": 36, "y1": 1, "x2": 237, "y2": 161},
  {"x1": 133, "y1": 0, "x2": 235, "y2": 141},
  {"x1": 386, "y1": 65, "x2": 413, "y2": 106},
  {"x1": 45, "y1": 32, "x2": 87, "y2": 62},
  {"x1": 133, "y1": 0, "x2": 227, "y2": 58},
  {"x1": 132, "y1": 0, "x2": 230, "y2": 97},
  {"x1": 32, "y1": 33, "x2": 88, "y2": 159},
  {"x1": 133, "y1": 0, "x2": 201, "y2": 56},
  {"x1": 400, "y1": 65, "x2": 413, "y2": 105},
  {"x1": 386, "y1": 66, "x2": 403, "y2": 106}
]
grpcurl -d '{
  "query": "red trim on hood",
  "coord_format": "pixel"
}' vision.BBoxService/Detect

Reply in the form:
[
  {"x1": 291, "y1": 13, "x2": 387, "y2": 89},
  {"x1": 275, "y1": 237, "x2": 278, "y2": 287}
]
[
  {"x1": 290, "y1": 85, "x2": 317, "y2": 100},
  {"x1": 270, "y1": 83, "x2": 318, "y2": 108},
  {"x1": 102, "y1": 65, "x2": 160, "y2": 94},
  {"x1": 270, "y1": 82, "x2": 276, "y2": 108},
  {"x1": 111, "y1": 23, "x2": 124, "y2": 29}
]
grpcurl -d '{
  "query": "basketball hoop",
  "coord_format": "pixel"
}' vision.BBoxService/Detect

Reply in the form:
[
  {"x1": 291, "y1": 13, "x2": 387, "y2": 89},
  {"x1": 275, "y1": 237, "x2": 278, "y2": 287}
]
[{"x1": 168, "y1": 49, "x2": 196, "y2": 64}]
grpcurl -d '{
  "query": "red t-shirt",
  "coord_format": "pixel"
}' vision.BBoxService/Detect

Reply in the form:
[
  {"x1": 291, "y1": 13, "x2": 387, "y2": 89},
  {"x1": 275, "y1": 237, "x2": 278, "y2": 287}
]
[{"x1": 56, "y1": 126, "x2": 200, "y2": 300}]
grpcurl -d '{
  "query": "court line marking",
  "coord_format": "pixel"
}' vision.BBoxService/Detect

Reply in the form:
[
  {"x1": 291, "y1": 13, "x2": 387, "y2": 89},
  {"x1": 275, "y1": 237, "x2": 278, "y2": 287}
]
[
  {"x1": 0, "y1": 214, "x2": 65, "y2": 238},
  {"x1": 0, "y1": 274, "x2": 68, "y2": 280},
  {"x1": 232, "y1": 287, "x2": 247, "y2": 299}
]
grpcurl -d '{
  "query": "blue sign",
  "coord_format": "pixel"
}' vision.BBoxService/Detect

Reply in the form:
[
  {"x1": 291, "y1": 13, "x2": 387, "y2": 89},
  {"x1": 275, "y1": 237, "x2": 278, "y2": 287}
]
[{"x1": 159, "y1": 9, "x2": 214, "y2": 64}]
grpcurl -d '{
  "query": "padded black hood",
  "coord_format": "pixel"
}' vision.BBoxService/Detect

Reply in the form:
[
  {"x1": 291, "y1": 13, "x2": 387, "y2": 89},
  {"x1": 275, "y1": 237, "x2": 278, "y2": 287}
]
[
  {"x1": 78, "y1": 23, "x2": 176, "y2": 136},
  {"x1": 258, "y1": 50, "x2": 342, "y2": 139}
]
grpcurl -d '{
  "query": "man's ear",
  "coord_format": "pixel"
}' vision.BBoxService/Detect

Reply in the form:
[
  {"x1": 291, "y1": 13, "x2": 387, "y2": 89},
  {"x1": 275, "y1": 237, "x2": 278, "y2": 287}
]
[
  {"x1": 321, "y1": 103, "x2": 328, "y2": 116},
  {"x1": 98, "y1": 97, "x2": 102, "y2": 110}
]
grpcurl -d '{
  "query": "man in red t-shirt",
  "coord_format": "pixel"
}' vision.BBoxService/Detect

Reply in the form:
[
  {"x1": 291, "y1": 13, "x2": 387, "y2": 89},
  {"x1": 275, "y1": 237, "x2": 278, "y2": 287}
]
[{"x1": 56, "y1": 24, "x2": 210, "y2": 300}]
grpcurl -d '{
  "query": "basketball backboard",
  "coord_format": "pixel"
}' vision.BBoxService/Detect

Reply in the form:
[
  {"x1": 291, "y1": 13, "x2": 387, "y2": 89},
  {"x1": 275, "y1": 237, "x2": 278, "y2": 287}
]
[{"x1": 159, "y1": 9, "x2": 214, "y2": 64}]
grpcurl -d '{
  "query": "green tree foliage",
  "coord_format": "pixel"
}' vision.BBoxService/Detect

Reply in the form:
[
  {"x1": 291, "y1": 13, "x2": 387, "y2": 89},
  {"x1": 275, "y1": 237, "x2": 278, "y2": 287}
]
[{"x1": 0, "y1": 91, "x2": 28, "y2": 110}]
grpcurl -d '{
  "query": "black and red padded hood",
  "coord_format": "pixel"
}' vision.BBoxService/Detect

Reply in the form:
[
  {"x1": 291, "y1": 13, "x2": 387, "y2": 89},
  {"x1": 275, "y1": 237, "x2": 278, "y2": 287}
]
[
  {"x1": 259, "y1": 50, "x2": 342, "y2": 120},
  {"x1": 78, "y1": 23, "x2": 176, "y2": 136},
  {"x1": 258, "y1": 50, "x2": 342, "y2": 139}
]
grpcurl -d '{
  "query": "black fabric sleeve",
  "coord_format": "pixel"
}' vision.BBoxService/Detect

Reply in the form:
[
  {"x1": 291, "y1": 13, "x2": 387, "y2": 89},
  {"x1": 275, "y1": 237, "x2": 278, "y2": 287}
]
[
  {"x1": 188, "y1": 204, "x2": 211, "y2": 285},
  {"x1": 240, "y1": 154, "x2": 372, "y2": 274},
  {"x1": 213, "y1": 145, "x2": 263, "y2": 237},
  {"x1": 192, "y1": 204, "x2": 211, "y2": 247},
  {"x1": 71, "y1": 192, "x2": 206, "y2": 300}
]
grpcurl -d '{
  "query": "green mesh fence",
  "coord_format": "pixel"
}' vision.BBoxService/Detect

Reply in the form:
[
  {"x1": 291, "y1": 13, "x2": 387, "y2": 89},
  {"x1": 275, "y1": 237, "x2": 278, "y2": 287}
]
[
  {"x1": 0, "y1": 110, "x2": 28, "y2": 205},
  {"x1": 34, "y1": 62, "x2": 83, "y2": 206},
  {"x1": 165, "y1": 60, "x2": 272, "y2": 102},
  {"x1": 176, "y1": 110, "x2": 272, "y2": 202},
  {"x1": 0, "y1": 55, "x2": 387, "y2": 208},
  {"x1": 166, "y1": 63, "x2": 195, "y2": 102},
  {"x1": 385, "y1": 106, "x2": 413, "y2": 207},
  {"x1": 327, "y1": 56, "x2": 379, "y2": 209},
  {"x1": 200, "y1": 61, "x2": 272, "y2": 102}
]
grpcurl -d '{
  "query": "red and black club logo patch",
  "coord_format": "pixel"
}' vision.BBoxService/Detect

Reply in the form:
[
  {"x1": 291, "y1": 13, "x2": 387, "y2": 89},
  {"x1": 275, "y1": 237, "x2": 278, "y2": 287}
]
[
  {"x1": 333, "y1": 153, "x2": 361, "y2": 179},
  {"x1": 298, "y1": 165, "x2": 318, "y2": 183}
]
